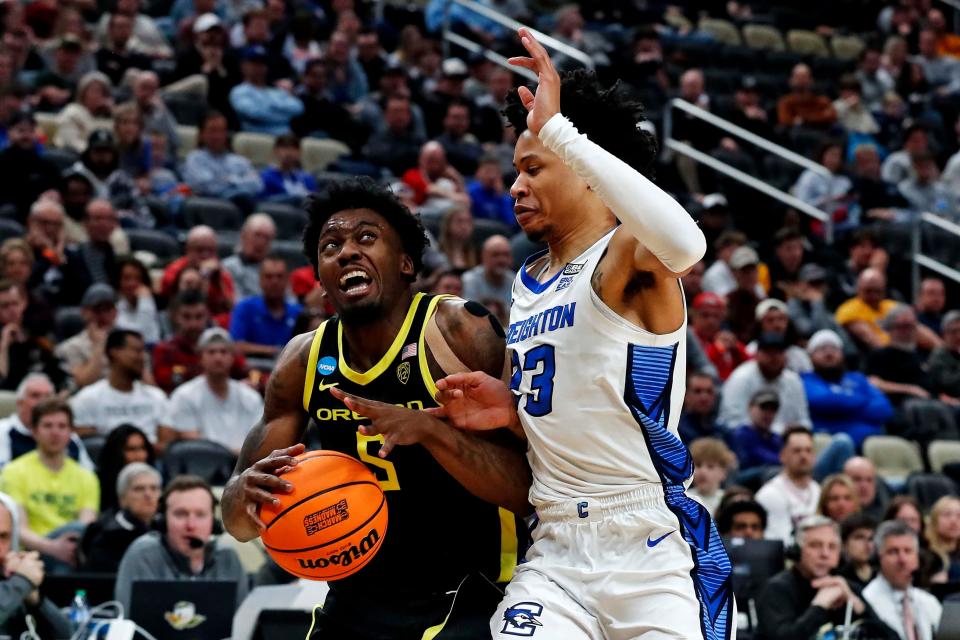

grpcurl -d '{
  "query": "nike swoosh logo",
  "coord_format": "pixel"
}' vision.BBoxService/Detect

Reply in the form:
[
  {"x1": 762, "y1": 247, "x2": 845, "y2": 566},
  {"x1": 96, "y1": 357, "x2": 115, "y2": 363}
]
[
  {"x1": 647, "y1": 531, "x2": 675, "y2": 548},
  {"x1": 317, "y1": 380, "x2": 339, "y2": 392}
]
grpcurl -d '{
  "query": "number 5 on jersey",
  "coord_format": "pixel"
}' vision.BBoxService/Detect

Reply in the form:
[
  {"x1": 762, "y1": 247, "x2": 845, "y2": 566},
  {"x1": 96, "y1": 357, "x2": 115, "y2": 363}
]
[
  {"x1": 356, "y1": 433, "x2": 400, "y2": 491},
  {"x1": 510, "y1": 345, "x2": 556, "y2": 417}
]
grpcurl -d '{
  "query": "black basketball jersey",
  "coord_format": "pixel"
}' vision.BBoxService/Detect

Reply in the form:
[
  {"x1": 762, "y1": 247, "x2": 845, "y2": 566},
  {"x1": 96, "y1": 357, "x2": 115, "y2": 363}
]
[{"x1": 302, "y1": 293, "x2": 519, "y2": 601}]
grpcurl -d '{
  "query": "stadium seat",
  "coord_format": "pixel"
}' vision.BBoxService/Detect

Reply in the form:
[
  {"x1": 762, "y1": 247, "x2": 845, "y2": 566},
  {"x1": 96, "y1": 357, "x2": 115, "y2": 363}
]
[
  {"x1": 831, "y1": 34, "x2": 866, "y2": 61},
  {"x1": 175, "y1": 125, "x2": 198, "y2": 161},
  {"x1": 126, "y1": 228, "x2": 181, "y2": 263},
  {"x1": 163, "y1": 439, "x2": 237, "y2": 486},
  {"x1": 233, "y1": 132, "x2": 277, "y2": 169},
  {"x1": 35, "y1": 112, "x2": 59, "y2": 142},
  {"x1": 258, "y1": 202, "x2": 308, "y2": 241},
  {"x1": 272, "y1": 239, "x2": 309, "y2": 268},
  {"x1": 43, "y1": 147, "x2": 79, "y2": 171},
  {"x1": 300, "y1": 138, "x2": 350, "y2": 174},
  {"x1": 165, "y1": 94, "x2": 207, "y2": 127},
  {"x1": 906, "y1": 472, "x2": 957, "y2": 511},
  {"x1": 742, "y1": 24, "x2": 786, "y2": 51},
  {"x1": 929, "y1": 440, "x2": 960, "y2": 473},
  {"x1": 863, "y1": 436, "x2": 924, "y2": 485},
  {"x1": 473, "y1": 218, "x2": 513, "y2": 245},
  {"x1": 812, "y1": 432, "x2": 832, "y2": 456},
  {"x1": 182, "y1": 197, "x2": 243, "y2": 232},
  {"x1": 786, "y1": 29, "x2": 830, "y2": 57},
  {"x1": 54, "y1": 306, "x2": 84, "y2": 341},
  {"x1": 699, "y1": 18, "x2": 742, "y2": 46},
  {"x1": 81, "y1": 434, "x2": 107, "y2": 465},
  {"x1": 0, "y1": 218, "x2": 24, "y2": 243},
  {"x1": 0, "y1": 391, "x2": 15, "y2": 419}
]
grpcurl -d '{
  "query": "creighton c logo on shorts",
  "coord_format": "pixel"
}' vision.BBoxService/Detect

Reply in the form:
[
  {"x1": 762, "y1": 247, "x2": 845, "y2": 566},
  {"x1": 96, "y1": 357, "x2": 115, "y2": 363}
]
[{"x1": 500, "y1": 602, "x2": 544, "y2": 636}]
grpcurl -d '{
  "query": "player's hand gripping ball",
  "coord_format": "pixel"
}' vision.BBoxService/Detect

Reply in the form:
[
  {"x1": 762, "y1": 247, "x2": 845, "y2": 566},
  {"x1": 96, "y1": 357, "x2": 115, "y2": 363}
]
[{"x1": 259, "y1": 451, "x2": 387, "y2": 580}]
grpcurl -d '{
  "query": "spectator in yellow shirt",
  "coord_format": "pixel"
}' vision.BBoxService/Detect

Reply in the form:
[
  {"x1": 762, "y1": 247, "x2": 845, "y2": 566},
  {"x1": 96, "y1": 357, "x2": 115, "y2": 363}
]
[
  {"x1": 834, "y1": 268, "x2": 897, "y2": 350},
  {"x1": 0, "y1": 399, "x2": 99, "y2": 572}
]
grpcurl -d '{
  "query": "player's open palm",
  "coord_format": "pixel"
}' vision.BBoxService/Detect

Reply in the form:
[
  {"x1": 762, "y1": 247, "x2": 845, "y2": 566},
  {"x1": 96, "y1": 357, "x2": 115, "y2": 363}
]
[
  {"x1": 508, "y1": 27, "x2": 560, "y2": 136},
  {"x1": 428, "y1": 372, "x2": 515, "y2": 431}
]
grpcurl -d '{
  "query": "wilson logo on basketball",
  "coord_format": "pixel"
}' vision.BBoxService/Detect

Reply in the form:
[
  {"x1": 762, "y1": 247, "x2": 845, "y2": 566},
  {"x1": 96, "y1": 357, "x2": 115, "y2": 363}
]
[
  {"x1": 303, "y1": 499, "x2": 349, "y2": 536},
  {"x1": 296, "y1": 528, "x2": 381, "y2": 569}
]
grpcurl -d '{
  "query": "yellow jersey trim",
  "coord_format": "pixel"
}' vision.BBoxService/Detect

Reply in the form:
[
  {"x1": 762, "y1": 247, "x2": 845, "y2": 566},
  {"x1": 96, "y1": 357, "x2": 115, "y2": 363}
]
[
  {"x1": 303, "y1": 603, "x2": 322, "y2": 640},
  {"x1": 417, "y1": 294, "x2": 448, "y2": 401},
  {"x1": 497, "y1": 507, "x2": 518, "y2": 583},
  {"x1": 302, "y1": 321, "x2": 328, "y2": 412},
  {"x1": 420, "y1": 574, "x2": 467, "y2": 640},
  {"x1": 337, "y1": 293, "x2": 424, "y2": 385}
]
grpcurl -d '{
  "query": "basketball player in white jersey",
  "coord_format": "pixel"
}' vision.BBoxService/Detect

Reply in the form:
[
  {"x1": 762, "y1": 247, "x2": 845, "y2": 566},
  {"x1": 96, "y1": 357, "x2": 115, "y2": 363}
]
[{"x1": 429, "y1": 29, "x2": 735, "y2": 639}]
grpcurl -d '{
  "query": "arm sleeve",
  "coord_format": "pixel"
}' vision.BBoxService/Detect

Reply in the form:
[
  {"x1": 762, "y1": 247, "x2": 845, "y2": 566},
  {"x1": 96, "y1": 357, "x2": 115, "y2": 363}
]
[{"x1": 537, "y1": 114, "x2": 706, "y2": 273}]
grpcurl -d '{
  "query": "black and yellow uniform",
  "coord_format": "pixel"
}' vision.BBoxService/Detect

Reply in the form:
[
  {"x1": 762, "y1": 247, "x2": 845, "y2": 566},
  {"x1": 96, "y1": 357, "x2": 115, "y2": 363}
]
[{"x1": 302, "y1": 293, "x2": 520, "y2": 640}]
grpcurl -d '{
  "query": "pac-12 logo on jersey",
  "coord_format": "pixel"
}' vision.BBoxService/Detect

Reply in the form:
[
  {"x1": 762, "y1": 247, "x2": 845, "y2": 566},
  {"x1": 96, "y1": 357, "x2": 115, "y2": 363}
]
[{"x1": 500, "y1": 602, "x2": 544, "y2": 636}]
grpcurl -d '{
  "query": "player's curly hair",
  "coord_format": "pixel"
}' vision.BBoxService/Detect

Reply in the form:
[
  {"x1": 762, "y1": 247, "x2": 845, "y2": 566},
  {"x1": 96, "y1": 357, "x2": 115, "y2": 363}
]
[
  {"x1": 302, "y1": 177, "x2": 428, "y2": 281},
  {"x1": 502, "y1": 69, "x2": 658, "y2": 177}
]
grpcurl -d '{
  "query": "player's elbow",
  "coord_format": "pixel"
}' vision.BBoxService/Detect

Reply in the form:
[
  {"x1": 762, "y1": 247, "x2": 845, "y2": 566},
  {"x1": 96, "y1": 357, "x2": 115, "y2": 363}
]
[{"x1": 660, "y1": 228, "x2": 706, "y2": 275}]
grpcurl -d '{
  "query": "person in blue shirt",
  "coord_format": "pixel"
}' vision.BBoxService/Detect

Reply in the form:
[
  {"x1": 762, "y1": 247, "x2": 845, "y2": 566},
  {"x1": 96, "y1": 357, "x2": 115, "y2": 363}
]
[
  {"x1": 258, "y1": 134, "x2": 317, "y2": 203},
  {"x1": 467, "y1": 155, "x2": 517, "y2": 230},
  {"x1": 228, "y1": 45, "x2": 304, "y2": 135},
  {"x1": 229, "y1": 256, "x2": 302, "y2": 357},
  {"x1": 732, "y1": 389, "x2": 784, "y2": 476},
  {"x1": 801, "y1": 329, "x2": 893, "y2": 449}
]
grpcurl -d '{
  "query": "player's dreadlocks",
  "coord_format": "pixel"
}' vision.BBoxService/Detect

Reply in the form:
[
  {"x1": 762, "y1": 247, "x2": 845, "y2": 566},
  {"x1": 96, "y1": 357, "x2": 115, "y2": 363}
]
[
  {"x1": 303, "y1": 177, "x2": 428, "y2": 282},
  {"x1": 502, "y1": 69, "x2": 658, "y2": 178}
]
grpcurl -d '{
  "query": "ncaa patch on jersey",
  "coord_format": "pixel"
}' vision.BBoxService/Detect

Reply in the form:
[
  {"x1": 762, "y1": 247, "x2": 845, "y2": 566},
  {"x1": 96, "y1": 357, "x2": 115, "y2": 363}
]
[
  {"x1": 317, "y1": 356, "x2": 337, "y2": 376},
  {"x1": 396, "y1": 361, "x2": 410, "y2": 384},
  {"x1": 500, "y1": 602, "x2": 544, "y2": 636}
]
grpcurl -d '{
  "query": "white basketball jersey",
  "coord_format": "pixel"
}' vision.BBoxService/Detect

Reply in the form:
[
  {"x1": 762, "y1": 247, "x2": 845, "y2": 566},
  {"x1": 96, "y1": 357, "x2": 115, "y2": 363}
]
[{"x1": 508, "y1": 228, "x2": 691, "y2": 507}]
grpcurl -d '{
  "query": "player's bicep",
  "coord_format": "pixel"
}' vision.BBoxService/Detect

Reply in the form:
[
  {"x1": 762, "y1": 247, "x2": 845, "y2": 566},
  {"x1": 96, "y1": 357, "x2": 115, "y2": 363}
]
[
  {"x1": 435, "y1": 299, "x2": 507, "y2": 379},
  {"x1": 236, "y1": 335, "x2": 311, "y2": 472}
]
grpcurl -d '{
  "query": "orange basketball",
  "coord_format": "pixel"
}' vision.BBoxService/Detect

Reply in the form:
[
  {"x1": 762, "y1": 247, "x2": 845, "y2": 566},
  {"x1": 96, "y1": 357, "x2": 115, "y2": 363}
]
[{"x1": 259, "y1": 450, "x2": 387, "y2": 581}]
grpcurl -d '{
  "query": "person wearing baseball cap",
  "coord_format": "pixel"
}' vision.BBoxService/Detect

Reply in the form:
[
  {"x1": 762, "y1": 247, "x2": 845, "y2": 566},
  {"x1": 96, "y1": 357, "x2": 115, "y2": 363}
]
[
  {"x1": 54, "y1": 283, "x2": 119, "y2": 388},
  {"x1": 165, "y1": 327, "x2": 263, "y2": 454},
  {"x1": 731, "y1": 389, "x2": 784, "y2": 473},
  {"x1": 747, "y1": 298, "x2": 813, "y2": 374},
  {"x1": 801, "y1": 329, "x2": 893, "y2": 448},
  {"x1": 718, "y1": 330, "x2": 812, "y2": 434},
  {"x1": 229, "y1": 45, "x2": 304, "y2": 135},
  {"x1": 727, "y1": 245, "x2": 765, "y2": 343},
  {"x1": 691, "y1": 292, "x2": 749, "y2": 381}
]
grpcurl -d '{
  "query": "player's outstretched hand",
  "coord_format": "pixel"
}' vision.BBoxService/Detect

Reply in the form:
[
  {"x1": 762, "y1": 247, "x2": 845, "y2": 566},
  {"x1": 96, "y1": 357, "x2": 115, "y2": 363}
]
[
  {"x1": 331, "y1": 387, "x2": 432, "y2": 458},
  {"x1": 507, "y1": 27, "x2": 561, "y2": 136},
  {"x1": 232, "y1": 443, "x2": 304, "y2": 531},
  {"x1": 427, "y1": 372, "x2": 515, "y2": 431}
]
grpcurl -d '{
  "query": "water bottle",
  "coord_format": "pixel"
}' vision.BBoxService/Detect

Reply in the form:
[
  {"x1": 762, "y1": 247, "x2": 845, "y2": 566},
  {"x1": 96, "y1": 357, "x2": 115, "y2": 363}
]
[{"x1": 69, "y1": 589, "x2": 90, "y2": 632}]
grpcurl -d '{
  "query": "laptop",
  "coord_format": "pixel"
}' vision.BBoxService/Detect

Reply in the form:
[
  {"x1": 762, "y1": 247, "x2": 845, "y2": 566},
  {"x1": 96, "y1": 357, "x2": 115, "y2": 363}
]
[
  {"x1": 725, "y1": 537, "x2": 785, "y2": 611},
  {"x1": 41, "y1": 573, "x2": 116, "y2": 608},
  {"x1": 129, "y1": 580, "x2": 237, "y2": 640},
  {"x1": 937, "y1": 598, "x2": 960, "y2": 640}
]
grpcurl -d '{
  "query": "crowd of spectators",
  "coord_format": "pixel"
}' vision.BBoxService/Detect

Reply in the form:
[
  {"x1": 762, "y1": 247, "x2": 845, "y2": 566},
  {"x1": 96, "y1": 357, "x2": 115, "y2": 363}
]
[{"x1": 0, "y1": 0, "x2": 957, "y2": 636}]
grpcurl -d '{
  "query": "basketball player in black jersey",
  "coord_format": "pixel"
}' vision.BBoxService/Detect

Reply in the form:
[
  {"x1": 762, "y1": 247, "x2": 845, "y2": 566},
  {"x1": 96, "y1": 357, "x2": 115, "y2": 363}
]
[{"x1": 221, "y1": 178, "x2": 531, "y2": 639}]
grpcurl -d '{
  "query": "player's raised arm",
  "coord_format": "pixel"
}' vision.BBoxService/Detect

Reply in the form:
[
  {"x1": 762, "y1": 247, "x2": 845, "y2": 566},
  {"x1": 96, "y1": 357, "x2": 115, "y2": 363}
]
[
  {"x1": 510, "y1": 27, "x2": 706, "y2": 278},
  {"x1": 221, "y1": 332, "x2": 312, "y2": 541}
]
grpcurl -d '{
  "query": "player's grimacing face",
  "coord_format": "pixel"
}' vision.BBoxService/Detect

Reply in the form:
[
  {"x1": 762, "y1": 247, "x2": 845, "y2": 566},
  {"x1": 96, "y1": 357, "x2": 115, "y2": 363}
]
[
  {"x1": 316, "y1": 208, "x2": 413, "y2": 324},
  {"x1": 511, "y1": 130, "x2": 588, "y2": 243}
]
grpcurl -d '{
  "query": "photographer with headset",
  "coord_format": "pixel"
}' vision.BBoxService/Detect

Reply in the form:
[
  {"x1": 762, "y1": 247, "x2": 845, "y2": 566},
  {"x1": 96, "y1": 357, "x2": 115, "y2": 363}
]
[{"x1": 114, "y1": 475, "x2": 247, "y2": 612}]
